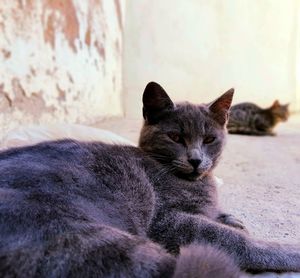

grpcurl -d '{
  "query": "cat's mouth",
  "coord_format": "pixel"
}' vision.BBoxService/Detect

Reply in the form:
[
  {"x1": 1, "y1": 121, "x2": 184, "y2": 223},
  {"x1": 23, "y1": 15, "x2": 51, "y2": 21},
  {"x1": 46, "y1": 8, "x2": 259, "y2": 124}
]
[
  {"x1": 188, "y1": 171, "x2": 202, "y2": 180},
  {"x1": 174, "y1": 165, "x2": 206, "y2": 180},
  {"x1": 171, "y1": 159, "x2": 211, "y2": 180},
  {"x1": 176, "y1": 170, "x2": 207, "y2": 181},
  {"x1": 190, "y1": 168, "x2": 210, "y2": 180}
]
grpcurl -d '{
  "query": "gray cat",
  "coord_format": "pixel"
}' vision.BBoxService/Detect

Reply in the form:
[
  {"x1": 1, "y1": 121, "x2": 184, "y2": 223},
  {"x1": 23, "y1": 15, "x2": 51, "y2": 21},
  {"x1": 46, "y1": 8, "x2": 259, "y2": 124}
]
[
  {"x1": 0, "y1": 82, "x2": 299, "y2": 278},
  {"x1": 228, "y1": 100, "x2": 289, "y2": 136}
]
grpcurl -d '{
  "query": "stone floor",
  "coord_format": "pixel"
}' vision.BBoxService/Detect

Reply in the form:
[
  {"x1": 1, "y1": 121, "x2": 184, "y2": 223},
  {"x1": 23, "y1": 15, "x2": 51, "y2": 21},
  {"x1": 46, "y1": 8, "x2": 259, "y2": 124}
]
[{"x1": 94, "y1": 114, "x2": 300, "y2": 277}]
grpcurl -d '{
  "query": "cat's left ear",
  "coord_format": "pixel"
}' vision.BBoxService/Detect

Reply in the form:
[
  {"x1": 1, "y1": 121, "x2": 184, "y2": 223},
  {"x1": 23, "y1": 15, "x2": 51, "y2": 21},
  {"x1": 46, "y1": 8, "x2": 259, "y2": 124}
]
[
  {"x1": 208, "y1": 88, "x2": 234, "y2": 126},
  {"x1": 271, "y1": 100, "x2": 280, "y2": 108},
  {"x1": 142, "y1": 82, "x2": 174, "y2": 124}
]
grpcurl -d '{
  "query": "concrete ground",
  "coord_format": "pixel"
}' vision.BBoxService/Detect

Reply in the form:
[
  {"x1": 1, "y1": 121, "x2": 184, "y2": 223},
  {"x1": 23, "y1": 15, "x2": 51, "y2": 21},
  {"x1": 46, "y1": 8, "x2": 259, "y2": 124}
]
[
  {"x1": 95, "y1": 114, "x2": 300, "y2": 277},
  {"x1": 217, "y1": 114, "x2": 300, "y2": 245}
]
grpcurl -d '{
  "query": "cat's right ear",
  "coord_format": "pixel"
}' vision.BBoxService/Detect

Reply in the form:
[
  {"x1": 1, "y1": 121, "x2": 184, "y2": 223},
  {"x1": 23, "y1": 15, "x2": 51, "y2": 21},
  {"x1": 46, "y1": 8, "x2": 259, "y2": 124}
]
[
  {"x1": 208, "y1": 88, "x2": 234, "y2": 126},
  {"x1": 271, "y1": 100, "x2": 280, "y2": 108},
  {"x1": 142, "y1": 82, "x2": 174, "y2": 123}
]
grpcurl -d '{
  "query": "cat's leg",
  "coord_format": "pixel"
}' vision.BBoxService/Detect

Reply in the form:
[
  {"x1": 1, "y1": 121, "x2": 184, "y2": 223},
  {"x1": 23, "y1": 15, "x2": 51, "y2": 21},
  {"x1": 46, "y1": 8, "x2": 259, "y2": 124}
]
[
  {"x1": 227, "y1": 124, "x2": 273, "y2": 136},
  {"x1": 227, "y1": 127, "x2": 253, "y2": 135},
  {"x1": 265, "y1": 130, "x2": 276, "y2": 136},
  {"x1": 217, "y1": 213, "x2": 248, "y2": 233},
  {"x1": 254, "y1": 119, "x2": 276, "y2": 136},
  {"x1": 155, "y1": 213, "x2": 300, "y2": 273},
  {"x1": 228, "y1": 127, "x2": 267, "y2": 136},
  {"x1": 237, "y1": 129, "x2": 271, "y2": 136},
  {"x1": 251, "y1": 129, "x2": 275, "y2": 136}
]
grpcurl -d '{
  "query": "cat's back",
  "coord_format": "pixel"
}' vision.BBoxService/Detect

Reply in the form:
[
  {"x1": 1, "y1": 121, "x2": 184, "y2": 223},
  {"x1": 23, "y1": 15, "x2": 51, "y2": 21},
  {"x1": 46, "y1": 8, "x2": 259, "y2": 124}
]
[
  {"x1": 0, "y1": 139, "x2": 147, "y2": 188},
  {"x1": 228, "y1": 102, "x2": 262, "y2": 125},
  {"x1": 0, "y1": 139, "x2": 92, "y2": 182},
  {"x1": 0, "y1": 140, "x2": 156, "y2": 240},
  {"x1": 0, "y1": 140, "x2": 109, "y2": 197},
  {"x1": 230, "y1": 102, "x2": 261, "y2": 113}
]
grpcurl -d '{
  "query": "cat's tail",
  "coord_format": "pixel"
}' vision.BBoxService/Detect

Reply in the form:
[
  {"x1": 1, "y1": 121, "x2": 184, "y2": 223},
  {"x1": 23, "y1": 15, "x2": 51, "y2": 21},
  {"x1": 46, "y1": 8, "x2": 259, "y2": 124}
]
[
  {"x1": 0, "y1": 224, "x2": 240, "y2": 278},
  {"x1": 173, "y1": 243, "x2": 240, "y2": 278}
]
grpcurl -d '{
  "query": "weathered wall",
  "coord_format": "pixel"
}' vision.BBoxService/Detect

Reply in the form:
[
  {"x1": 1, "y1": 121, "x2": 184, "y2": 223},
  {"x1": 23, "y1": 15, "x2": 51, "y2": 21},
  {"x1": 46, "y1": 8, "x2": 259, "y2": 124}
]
[
  {"x1": 0, "y1": 0, "x2": 124, "y2": 134},
  {"x1": 123, "y1": 0, "x2": 300, "y2": 117}
]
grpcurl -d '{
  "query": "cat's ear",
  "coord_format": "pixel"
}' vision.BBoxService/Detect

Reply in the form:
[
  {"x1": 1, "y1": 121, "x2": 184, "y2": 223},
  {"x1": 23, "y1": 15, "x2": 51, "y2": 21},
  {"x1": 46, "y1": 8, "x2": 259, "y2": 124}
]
[
  {"x1": 271, "y1": 100, "x2": 280, "y2": 108},
  {"x1": 208, "y1": 88, "x2": 234, "y2": 126},
  {"x1": 142, "y1": 82, "x2": 174, "y2": 123}
]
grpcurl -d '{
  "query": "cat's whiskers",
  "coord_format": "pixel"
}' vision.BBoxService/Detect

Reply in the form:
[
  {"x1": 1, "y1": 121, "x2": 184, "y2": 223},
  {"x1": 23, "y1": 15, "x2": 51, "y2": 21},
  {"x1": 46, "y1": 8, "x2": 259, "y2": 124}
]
[
  {"x1": 151, "y1": 165, "x2": 176, "y2": 183},
  {"x1": 172, "y1": 159, "x2": 193, "y2": 173},
  {"x1": 145, "y1": 153, "x2": 179, "y2": 182},
  {"x1": 148, "y1": 153, "x2": 170, "y2": 163}
]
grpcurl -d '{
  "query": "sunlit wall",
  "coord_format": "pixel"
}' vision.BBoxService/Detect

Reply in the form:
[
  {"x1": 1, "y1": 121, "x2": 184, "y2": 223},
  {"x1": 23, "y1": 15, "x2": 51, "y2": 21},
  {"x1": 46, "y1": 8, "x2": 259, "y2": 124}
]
[
  {"x1": 123, "y1": 0, "x2": 300, "y2": 117},
  {"x1": 1, "y1": 0, "x2": 299, "y2": 131}
]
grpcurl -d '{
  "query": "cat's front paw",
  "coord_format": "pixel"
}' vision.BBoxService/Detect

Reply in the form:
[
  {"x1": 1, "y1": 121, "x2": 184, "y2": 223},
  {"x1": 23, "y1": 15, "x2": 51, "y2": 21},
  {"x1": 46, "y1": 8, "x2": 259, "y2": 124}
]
[{"x1": 218, "y1": 213, "x2": 248, "y2": 233}]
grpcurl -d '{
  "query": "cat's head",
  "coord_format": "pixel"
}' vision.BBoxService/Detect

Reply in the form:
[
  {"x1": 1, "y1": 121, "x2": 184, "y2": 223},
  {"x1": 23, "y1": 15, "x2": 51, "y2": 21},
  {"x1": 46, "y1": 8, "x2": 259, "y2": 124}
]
[
  {"x1": 270, "y1": 100, "x2": 290, "y2": 122},
  {"x1": 139, "y1": 82, "x2": 234, "y2": 180}
]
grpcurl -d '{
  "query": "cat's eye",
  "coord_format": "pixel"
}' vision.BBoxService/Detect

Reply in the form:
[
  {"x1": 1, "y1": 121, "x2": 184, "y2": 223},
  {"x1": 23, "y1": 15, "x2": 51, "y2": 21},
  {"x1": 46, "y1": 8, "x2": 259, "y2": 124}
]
[
  {"x1": 168, "y1": 132, "x2": 182, "y2": 144},
  {"x1": 203, "y1": 136, "x2": 216, "y2": 144}
]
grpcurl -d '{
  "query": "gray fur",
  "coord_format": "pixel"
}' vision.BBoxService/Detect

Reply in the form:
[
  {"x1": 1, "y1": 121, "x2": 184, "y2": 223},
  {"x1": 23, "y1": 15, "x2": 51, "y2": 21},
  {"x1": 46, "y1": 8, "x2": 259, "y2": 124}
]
[
  {"x1": 173, "y1": 244, "x2": 240, "y2": 278},
  {"x1": 0, "y1": 82, "x2": 298, "y2": 278}
]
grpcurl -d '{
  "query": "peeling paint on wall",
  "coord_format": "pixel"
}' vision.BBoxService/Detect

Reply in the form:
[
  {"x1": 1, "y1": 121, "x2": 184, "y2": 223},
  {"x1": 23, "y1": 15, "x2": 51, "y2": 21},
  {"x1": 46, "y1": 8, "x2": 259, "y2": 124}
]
[
  {"x1": 43, "y1": 0, "x2": 80, "y2": 52},
  {"x1": 114, "y1": 0, "x2": 123, "y2": 30},
  {"x1": 0, "y1": 0, "x2": 124, "y2": 134}
]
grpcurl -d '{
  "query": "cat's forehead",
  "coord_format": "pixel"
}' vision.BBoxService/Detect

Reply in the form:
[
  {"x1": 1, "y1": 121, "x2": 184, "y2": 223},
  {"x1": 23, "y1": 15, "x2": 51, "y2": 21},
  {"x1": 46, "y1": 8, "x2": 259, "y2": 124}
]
[
  {"x1": 277, "y1": 105, "x2": 288, "y2": 111},
  {"x1": 174, "y1": 102, "x2": 207, "y2": 119},
  {"x1": 165, "y1": 102, "x2": 217, "y2": 135}
]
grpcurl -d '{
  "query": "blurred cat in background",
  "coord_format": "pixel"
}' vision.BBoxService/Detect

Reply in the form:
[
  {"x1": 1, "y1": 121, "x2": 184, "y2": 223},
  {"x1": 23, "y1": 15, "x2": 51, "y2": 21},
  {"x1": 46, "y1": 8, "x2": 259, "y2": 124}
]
[{"x1": 227, "y1": 100, "x2": 289, "y2": 136}]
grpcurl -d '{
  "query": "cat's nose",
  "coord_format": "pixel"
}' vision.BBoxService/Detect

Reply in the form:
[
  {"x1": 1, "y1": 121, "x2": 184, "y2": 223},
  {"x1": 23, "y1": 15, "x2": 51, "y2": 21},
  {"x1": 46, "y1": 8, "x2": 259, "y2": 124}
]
[{"x1": 188, "y1": 159, "x2": 201, "y2": 169}]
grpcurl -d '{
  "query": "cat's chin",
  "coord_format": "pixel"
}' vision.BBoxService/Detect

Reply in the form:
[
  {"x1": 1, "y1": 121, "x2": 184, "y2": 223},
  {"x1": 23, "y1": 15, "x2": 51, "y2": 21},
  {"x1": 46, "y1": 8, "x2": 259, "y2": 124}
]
[
  {"x1": 187, "y1": 175, "x2": 201, "y2": 181},
  {"x1": 176, "y1": 171, "x2": 207, "y2": 181}
]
